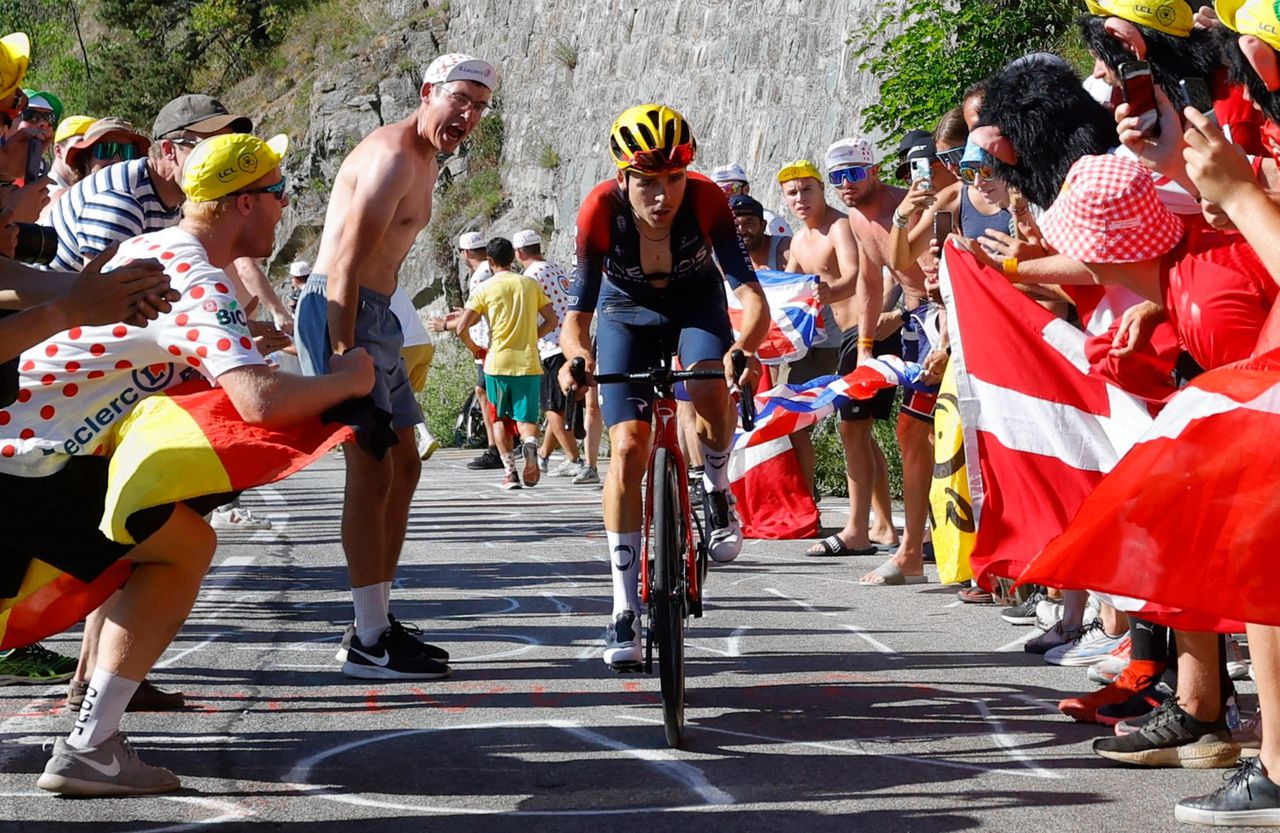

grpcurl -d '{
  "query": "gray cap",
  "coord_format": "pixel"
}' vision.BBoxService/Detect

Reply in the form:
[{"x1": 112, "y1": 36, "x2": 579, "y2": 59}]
[{"x1": 152, "y1": 94, "x2": 252, "y2": 140}]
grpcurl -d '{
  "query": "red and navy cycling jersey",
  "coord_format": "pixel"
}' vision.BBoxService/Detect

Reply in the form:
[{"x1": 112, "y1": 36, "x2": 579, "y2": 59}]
[{"x1": 568, "y1": 172, "x2": 757, "y2": 315}]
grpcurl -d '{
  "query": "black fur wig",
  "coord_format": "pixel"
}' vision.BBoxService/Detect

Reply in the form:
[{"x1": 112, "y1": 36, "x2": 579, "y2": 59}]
[
  {"x1": 975, "y1": 58, "x2": 1117, "y2": 207},
  {"x1": 1216, "y1": 26, "x2": 1280, "y2": 124},
  {"x1": 1078, "y1": 14, "x2": 1224, "y2": 103}
]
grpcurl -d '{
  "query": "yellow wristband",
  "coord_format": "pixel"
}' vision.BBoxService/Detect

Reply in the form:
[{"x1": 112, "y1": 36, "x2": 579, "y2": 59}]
[
  {"x1": 1002, "y1": 257, "x2": 1019, "y2": 276},
  {"x1": 857, "y1": 337, "x2": 875, "y2": 349}
]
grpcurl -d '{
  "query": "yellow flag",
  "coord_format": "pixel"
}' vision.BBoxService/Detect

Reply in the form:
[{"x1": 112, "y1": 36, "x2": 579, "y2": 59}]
[{"x1": 929, "y1": 362, "x2": 976, "y2": 584}]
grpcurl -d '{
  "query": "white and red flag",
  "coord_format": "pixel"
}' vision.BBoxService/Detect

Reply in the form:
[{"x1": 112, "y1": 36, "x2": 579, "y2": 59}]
[
  {"x1": 938, "y1": 244, "x2": 1154, "y2": 589},
  {"x1": 1021, "y1": 346, "x2": 1280, "y2": 631}
]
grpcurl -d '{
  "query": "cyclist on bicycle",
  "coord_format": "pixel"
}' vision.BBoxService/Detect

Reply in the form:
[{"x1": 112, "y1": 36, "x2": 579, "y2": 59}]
[{"x1": 558, "y1": 104, "x2": 769, "y2": 668}]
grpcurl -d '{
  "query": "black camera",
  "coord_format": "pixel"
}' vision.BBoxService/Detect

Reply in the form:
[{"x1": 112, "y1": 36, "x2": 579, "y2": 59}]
[{"x1": 12, "y1": 222, "x2": 58, "y2": 265}]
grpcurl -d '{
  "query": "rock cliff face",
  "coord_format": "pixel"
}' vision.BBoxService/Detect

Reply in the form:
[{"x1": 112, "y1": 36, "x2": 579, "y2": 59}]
[{"x1": 269, "y1": 0, "x2": 896, "y2": 307}]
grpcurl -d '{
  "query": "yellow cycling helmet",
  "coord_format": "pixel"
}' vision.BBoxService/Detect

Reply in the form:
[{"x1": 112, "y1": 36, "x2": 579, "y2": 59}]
[{"x1": 609, "y1": 104, "x2": 696, "y2": 173}]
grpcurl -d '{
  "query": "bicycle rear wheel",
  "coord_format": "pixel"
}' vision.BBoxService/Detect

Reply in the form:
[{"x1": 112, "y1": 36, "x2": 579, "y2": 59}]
[{"x1": 651, "y1": 447, "x2": 686, "y2": 748}]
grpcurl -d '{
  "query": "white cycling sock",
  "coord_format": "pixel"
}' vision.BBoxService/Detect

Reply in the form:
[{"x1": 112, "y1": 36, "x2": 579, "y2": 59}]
[
  {"x1": 67, "y1": 667, "x2": 139, "y2": 750},
  {"x1": 353, "y1": 581, "x2": 391, "y2": 645},
  {"x1": 700, "y1": 442, "x2": 731, "y2": 493},
  {"x1": 607, "y1": 530, "x2": 643, "y2": 616}
]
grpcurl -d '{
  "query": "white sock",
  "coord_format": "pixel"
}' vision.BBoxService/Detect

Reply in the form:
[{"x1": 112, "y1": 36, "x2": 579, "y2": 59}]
[
  {"x1": 700, "y1": 442, "x2": 731, "y2": 493},
  {"x1": 352, "y1": 581, "x2": 391, "y2": 645},
  {"x1": 504, "y1": 452, "x2": 516, "y2": 473},
  {"x1": 67, "y1": 667, "x2": 139, "y2": 750},
  {"x1": 383, "y1": 581, "x2": 392, "y2": 610},
  {"x1": 607, "y1": 530, "x2": 642, "y2": 615}
]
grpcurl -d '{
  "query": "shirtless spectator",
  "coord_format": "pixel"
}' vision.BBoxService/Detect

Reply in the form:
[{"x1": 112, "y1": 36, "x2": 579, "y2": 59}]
[
  {"x1": 777, "y1": 160, "x2": 880, "y2": 547},
  {"x1": 295, "y1": 53, "x2": 497, "y2": 681},
  {"x1": 825, "y1": 137, "x2": 933, "y2": 586}
]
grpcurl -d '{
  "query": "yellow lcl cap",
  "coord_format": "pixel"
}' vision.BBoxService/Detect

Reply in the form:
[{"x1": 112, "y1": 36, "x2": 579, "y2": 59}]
[
  {"x1": 777, "y1": 159, "x2": 822, "y2": 184},
  {"x1": 54, "y1": 115, "x2": 97, "y2": 145},
  {"x1": 181, "y1": 133, "x2": 290, "y2": 203},
  {"x1": 0, "y1": 32, "x2": 30, "y2": 100},
  {"x1": 1216, "y1": 0, "x2": 1280, "y2": 50},
  {"x1": 1083, "y1": 0, "x2": 1194, "y2": 37}
]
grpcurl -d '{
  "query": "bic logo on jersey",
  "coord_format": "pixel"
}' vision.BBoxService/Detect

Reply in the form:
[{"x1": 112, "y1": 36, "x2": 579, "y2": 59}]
[{"x1": 216, "y1": 300, "x2": 249, "y2": 330}]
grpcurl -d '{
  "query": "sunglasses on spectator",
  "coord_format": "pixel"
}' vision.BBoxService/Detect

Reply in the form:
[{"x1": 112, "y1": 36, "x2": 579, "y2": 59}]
[
  {"x1": 935, "y1": 147, "x2": 965, "y2": 169},
  {"x1": 718, "y1": 181, "x2": 746, "y2": 195},
  {"x1": 958, "y1": 163, "x2": 996, "y2": 184},
  {"x1": 92, "y1": 142, "x2": 141, "y2": 161},
  {"x1": 20, "y1": 108, "x2": 56, "y2": 126},
  {"x1": 827, "y1": 166, "x2": 870, "y2": 186},
  {"x1": 231, "y1": 177, "x2": 288, "y2": 201}
]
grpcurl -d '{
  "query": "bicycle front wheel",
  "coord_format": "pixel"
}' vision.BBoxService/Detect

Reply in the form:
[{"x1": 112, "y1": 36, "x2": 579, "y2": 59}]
[{"x1": 651, "y1": 446, "x2": 686, "y2": 748}]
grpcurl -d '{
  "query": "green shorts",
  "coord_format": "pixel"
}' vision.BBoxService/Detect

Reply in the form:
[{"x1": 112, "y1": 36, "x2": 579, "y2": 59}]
[{"x1": 485, "y1": 374, "x2": 541, "y2": 424}]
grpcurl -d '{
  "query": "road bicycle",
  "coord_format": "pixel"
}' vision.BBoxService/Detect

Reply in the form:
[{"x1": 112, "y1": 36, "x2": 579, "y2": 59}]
[{"x1": 569, "y1": 351, "x2": 754, "y2": 747}]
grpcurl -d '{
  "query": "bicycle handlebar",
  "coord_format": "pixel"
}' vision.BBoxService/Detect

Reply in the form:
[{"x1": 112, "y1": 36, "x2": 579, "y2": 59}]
[{"x1": 567, "y1": 352, "x2": 755, "y2": 432}]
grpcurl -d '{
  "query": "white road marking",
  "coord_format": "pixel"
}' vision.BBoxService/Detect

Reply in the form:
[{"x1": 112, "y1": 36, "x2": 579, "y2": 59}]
[
  {"x1": 764, "y1": 587, "x2": 839, "y2": 617},
  {"x1": 283, "y1": 720, "x2": 734, "y2": 815},
  {"x1": 840, "y1": 624, "x2": 899, "y2": 657},
  {"x1": 973, "y1": 700, "x2": 1062, "y2": 779},
  {"x1": 726, "y1": 625, "x2": 748, "y2": 657},
  {"x1": 542, "y1": 592, "x2": 573, "y2": 614},
  {"x1": 620, "y1": 715, "x2": 1054, "y2": 779},
  {"x1": 997, "y1": 631, "x2": 1040, "y2": 652}
]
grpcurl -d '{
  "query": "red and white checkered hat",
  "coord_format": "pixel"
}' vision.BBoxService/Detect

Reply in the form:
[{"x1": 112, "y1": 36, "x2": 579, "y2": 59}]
[{"x1": 1039, "y1": 154, "x2": 1183, "y2": 264}]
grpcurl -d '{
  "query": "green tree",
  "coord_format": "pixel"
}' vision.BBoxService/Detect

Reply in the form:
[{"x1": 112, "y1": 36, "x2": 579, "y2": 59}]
[{"x1": 851, "y1": 0, "x2": 1082, "y2": 147}]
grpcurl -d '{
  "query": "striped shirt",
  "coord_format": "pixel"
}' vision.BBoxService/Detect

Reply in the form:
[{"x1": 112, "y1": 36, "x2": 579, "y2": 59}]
[{"x1": 44, "y1": 159, "x2": 180, "y2": 272}]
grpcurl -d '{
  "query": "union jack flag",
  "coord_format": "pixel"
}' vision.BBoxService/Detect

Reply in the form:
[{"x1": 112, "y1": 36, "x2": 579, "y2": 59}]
[
  {"x1": 733, "y1": 356, "x2": 935, "y2": 450},
  {"x1": 726, "y1": 269, "x2": 827, "y2": 365}
]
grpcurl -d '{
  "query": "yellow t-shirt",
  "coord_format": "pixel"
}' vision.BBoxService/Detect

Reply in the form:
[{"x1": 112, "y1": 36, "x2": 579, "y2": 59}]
[{"x1": 466, "y1": 270, "x2": 551, "y2": 376}]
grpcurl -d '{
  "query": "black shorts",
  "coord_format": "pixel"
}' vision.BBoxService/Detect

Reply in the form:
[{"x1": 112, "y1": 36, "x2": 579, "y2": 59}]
[
  {"x1": 474, "y1": 361, "x2": 486, "y2": 389},
  {"x1": 541, "y1": 353, "x2": 568, "y2": 413},
  {"x1": 837, "y1": 328, "x2": 901, "y2": 422},
  {"x1": 783, "y1": 346, "x2": 840, "y2": 386},
  {"x1": 0, "y1": 457, "x2": 232, "y2": 597}
]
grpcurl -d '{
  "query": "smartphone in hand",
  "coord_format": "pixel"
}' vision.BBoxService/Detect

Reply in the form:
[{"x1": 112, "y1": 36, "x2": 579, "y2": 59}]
[
  {"x1": 25, "y1": 138, "x2": 45, "y2": 183},
  {"x1": 1178, "y1": 77, "x2": 1219, "y2": 127},
  {"x1": 933, "y1": 210, "x2": 954, "y2": 249},
  {"x1": 909, "y1": 155, "x2": 933, "y2": 191},
  {"x1": 1119, "y1": 60, "x2": 1160, "y2": 138}
]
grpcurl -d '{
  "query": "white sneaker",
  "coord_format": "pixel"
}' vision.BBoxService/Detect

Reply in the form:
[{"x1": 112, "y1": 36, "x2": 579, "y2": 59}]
[
  {"x1": 705, "y1": 489, "x2": 742, "y2": 563},
  {"x1": 1034, "y1": 599, "x2": 1064, "y2": 631},
  {"x1": 210, "y1": 505, "x2": 272, "y2": 530},
  {"x1": 572, "y1": 466, "x2": 600, "y2": 485},
  {"x1": 414, "y1": 424, "x2": 439, "y2": 461},
  {"x1": 603, "y1": 611, "x2": 642, "y2": 668},
  {"x1": 1044, "y1": 620, "x2": 1127, "y2": 666},
  {"x1": 552, "y1": 459, "x2": 583, "y2": 477}
]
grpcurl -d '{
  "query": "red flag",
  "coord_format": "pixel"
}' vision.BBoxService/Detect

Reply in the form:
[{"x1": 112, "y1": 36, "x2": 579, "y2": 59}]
[
  {"x1": 940, "y1": 245, "x2": 1154, "y2": 589},
  {"x1": 1020, "y1": 351, "x2": 1280, "y2": 630}
]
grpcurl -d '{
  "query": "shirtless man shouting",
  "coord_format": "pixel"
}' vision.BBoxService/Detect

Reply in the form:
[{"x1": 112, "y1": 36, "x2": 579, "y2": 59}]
[{"x1": 295, "y1": 54, "x2": 498, "y2": 680}]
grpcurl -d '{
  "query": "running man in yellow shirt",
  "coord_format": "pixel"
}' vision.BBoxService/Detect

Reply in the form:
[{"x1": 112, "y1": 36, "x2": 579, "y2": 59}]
[{"x1": 455, "y1": 237, "x2": 557, "y2": 489}]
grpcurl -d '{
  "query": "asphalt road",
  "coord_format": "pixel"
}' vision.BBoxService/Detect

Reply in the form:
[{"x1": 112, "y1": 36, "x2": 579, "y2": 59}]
[{"x1": 0, "y1": 449, "x2": 1259, "y2": 832}]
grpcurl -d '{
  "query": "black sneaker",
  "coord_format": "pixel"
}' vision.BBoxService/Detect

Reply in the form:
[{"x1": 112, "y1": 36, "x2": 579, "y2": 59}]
[
  {"x1": 342, "y1": 624, "x2": 451, "y2": 680},
  {"x1": 466, "y1": 447, "x2": 503, "y2": 470},
  {"x1": 1001, "y1": 589, "x2": 1047, "y2": 626},
  {"x1": 1099, "y1": 680, "x2": 1175, "y2": 729},
  {"x1": 603, "y1": 611, "x2": 642, "y2": 669},
  {"x1": 387, "y1": 616, "x2": 449, "y2": 663},
  {"x1": 1093, "y1": 697, "x2": 1240, "y2": 768},
  {"x1": 1175, "y1": 757, "x2": 1280, "y2": 826}
]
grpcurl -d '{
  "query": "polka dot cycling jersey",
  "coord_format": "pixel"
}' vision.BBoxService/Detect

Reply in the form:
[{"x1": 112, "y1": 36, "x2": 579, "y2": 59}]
[{"x1": 0, "y1": 226, "x2": 265, "y2": 477}]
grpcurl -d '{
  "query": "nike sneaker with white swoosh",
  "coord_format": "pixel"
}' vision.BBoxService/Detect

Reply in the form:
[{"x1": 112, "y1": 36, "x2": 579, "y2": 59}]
[
  {"x1": 37, "y1": 733, "x2": 180, "y2": 796},
  {"x1": 342, "y1": 623, "x2": 451, "y2": 680}
]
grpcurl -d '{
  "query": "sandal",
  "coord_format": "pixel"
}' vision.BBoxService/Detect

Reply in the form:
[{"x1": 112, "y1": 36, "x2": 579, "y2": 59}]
[
  {"x1": 859, "y1": 560, "x2": 928, "y2": 586},
  {"x1": 805, "y1": 535, "x2": 879, "y2": 557}
]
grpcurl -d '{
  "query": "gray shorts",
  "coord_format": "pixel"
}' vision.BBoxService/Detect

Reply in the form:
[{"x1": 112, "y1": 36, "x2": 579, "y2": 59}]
[{"x1": 294, "y1": 274, "x2": 423, "y2": 430}]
